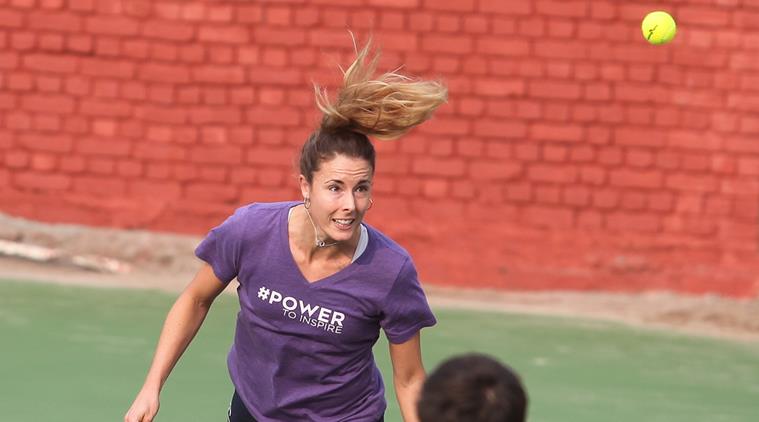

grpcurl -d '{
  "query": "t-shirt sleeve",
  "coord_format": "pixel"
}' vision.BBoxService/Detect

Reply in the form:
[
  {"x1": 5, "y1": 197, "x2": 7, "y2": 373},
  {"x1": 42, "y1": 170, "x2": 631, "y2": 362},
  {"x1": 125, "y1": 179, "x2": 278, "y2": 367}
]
[
  {"x1": 380, "y1": 257, "x2": 437, "y2": 344},
  {"x1": 194, "y1": 205, "x2": 250, "y2": 284}
]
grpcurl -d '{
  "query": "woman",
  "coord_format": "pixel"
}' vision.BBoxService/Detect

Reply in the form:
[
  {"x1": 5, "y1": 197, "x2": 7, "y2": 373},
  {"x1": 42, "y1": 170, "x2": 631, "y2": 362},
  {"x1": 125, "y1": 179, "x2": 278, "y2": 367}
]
[{"x1": 124, "y1": 39, "x2": 447, "y2": 422}]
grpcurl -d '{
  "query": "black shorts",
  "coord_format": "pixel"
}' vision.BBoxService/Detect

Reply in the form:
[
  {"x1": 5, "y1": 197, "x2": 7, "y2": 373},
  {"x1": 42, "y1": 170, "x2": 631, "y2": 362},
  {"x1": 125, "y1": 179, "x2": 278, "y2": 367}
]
[
  {"x1": 227, "y1": 390, "x2": 384, "y2": 422},
  {"x1": 228, "y1": 391, "x2": 256, "y2": 422}
]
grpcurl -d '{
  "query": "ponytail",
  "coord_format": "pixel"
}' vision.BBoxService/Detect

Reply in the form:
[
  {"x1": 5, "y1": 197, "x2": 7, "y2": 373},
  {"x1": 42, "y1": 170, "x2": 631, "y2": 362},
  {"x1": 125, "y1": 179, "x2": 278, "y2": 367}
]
[{"x1": 299, "y1": 35, "x2": 448, "y2": 183}]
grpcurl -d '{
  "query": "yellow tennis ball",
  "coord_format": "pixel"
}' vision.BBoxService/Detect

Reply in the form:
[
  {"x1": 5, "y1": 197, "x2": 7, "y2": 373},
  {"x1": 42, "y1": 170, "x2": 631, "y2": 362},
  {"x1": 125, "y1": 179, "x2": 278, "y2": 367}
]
[{"x1": 641, "y1": 11, "x2": 677, "y2": 45}]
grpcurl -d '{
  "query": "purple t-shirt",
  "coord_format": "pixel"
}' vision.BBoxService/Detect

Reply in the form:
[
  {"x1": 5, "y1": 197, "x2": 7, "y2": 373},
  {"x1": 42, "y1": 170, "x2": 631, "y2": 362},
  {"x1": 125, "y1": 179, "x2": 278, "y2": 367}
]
[{"x1": 195, "y1": 201, "x2": 436, "y2": 421}]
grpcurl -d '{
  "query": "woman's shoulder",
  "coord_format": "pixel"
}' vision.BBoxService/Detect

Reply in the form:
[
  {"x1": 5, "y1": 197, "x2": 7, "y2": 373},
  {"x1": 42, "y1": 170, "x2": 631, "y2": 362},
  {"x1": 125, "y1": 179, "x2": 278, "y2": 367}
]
[
  {"x1": 231, "y1": 200, "x2": 298, "y2": 220},
  {"x1": 218, "y1": 201, "x2": 297, "y2": 239},
  {"x1": 363, "y1": 223, "x2": 412, "y2": 264}
]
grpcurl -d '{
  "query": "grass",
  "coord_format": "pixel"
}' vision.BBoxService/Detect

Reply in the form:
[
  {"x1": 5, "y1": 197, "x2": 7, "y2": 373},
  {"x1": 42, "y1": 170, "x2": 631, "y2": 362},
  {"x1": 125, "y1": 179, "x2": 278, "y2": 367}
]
[{"x1": 1, "y1": 279, "x2": 757, "y2": 421}]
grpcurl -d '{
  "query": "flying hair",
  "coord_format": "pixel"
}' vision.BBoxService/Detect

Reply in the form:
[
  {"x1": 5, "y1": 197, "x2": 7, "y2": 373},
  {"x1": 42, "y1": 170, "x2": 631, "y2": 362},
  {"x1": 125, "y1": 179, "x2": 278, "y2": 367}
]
[{"x1": 313, "y1": 34, "x2": 448, "y2": 140}]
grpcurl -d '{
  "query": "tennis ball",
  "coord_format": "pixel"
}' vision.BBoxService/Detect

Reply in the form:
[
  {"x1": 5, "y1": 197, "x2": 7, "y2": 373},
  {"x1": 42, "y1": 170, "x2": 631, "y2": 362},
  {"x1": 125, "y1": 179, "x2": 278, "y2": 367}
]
[{"x1": 641, "y1": 11, "x2": 677, "y2": 45}]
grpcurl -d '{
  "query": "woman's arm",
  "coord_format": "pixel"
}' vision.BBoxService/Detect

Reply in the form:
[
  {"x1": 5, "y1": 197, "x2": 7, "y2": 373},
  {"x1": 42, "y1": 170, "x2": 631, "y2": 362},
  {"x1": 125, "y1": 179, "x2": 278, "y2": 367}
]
[
  {"x1": 389, "y1": 332, "x2": 427, "y2": 422},
  {"x1": 124, "y1": 264, "x2": 229, "y2": 422}
]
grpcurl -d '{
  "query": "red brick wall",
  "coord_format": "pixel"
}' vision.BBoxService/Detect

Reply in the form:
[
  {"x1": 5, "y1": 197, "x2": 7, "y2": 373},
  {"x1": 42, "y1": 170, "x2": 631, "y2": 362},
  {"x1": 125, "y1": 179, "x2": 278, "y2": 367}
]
[{"x1": 1, "y1": 1, "x2": 758, "y2": 297}]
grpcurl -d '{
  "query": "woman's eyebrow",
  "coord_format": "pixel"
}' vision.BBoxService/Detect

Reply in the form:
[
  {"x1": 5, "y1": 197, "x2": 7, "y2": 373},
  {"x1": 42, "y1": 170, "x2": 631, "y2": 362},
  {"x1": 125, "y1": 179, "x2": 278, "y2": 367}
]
[
  {"x1": 324, "y1": 179, "x2": 371, "y2": 185},
  {"x1": 324, "y1": 179, "x2": 345, "y2": 185}
]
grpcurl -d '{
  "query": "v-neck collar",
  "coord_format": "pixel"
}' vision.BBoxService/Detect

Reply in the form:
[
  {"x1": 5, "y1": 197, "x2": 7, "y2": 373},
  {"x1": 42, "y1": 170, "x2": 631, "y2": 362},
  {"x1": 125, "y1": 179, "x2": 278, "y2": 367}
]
[{"x1": 281, "y1": 202, "x2": 369, "y2": 286}]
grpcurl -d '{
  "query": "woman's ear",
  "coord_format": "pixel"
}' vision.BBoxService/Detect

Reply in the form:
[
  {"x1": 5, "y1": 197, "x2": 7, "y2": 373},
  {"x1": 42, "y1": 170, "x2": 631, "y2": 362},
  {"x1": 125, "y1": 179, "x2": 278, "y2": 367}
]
[{"x1": 299, "y1": 174, "x2": 310, "y2": 200}]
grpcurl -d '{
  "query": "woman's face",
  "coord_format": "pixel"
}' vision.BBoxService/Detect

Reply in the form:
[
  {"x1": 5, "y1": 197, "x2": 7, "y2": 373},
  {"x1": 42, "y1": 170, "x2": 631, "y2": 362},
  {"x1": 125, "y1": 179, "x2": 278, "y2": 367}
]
[{"x1": 300, "y1": 154, "x2": 373, "y2": 245}]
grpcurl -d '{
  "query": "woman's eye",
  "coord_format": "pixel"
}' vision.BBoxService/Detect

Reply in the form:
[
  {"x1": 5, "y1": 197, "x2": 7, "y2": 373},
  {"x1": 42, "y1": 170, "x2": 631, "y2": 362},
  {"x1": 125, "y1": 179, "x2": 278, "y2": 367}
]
[{"x1": 329, "y1": 185, "x2": 340, "y2": 192}]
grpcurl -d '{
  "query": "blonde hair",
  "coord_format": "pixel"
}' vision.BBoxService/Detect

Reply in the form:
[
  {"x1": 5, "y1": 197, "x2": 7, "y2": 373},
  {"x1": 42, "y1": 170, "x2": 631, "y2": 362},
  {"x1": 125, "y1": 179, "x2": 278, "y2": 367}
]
[{"x1": 313, "y1": 37, "x2": 448, "y2": 140}]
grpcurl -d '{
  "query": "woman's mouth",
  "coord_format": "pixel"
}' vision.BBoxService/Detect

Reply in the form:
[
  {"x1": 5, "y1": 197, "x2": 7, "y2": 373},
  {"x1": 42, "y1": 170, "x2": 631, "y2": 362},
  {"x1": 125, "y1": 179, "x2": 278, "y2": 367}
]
[{"x1": 332, "y1": 218, "x2": 355, "y2": 231}]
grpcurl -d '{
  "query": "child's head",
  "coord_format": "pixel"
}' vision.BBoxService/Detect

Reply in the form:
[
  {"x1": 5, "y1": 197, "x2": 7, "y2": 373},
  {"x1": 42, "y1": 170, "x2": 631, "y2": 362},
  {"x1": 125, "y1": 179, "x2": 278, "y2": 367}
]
[{"x1": 418, "y1": 354, "x2": 528, "y2": 422}]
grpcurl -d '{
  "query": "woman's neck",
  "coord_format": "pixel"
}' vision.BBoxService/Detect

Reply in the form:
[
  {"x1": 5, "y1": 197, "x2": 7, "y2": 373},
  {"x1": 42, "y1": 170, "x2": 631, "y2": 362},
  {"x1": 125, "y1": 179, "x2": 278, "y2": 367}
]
[{"x1": 290, "y1": 205, "x2": 358, "y2": 262}]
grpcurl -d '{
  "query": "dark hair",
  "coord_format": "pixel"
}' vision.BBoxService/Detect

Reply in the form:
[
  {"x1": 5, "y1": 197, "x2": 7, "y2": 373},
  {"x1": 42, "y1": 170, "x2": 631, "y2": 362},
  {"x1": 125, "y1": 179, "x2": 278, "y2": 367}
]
[
  {"x1": 298, "y1": 35, "x2": 447, "y2": 184},
  {"x1": 298, "y1": 129, "x2": 376, "y2": 184},
  {"x1": 418, "y1": 354, "x2": 528, "y2": 422}
]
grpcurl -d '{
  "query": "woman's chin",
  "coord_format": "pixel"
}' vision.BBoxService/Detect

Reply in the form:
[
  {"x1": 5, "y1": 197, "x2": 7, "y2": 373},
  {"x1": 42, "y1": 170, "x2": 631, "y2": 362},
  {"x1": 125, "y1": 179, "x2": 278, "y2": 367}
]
[{"x1": 326, "y1": 229, "x2": 356, "y2": 244}]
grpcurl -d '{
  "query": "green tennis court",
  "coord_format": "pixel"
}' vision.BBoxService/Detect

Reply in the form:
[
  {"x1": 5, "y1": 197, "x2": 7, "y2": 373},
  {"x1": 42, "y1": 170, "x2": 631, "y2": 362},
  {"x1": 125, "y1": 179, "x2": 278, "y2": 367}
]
[{"x1": 1, "y1": 279, "x2": 757, "y2": 421}]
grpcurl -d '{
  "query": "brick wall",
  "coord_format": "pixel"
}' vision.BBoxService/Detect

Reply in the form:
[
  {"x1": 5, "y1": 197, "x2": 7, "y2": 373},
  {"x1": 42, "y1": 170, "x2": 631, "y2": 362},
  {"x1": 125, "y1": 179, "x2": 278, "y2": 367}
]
[{"x1": 1, "y1": 0, "x2": 758, "y2": 297}]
